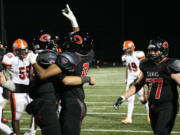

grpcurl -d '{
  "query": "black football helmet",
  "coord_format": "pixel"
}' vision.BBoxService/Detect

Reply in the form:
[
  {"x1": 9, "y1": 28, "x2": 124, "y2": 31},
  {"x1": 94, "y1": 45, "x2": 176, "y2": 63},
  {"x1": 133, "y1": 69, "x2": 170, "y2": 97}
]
[
  {"x1": 32, "y1": 30, "x2": 60, "y2": 53},
  {"x1": 61, "y1": 31, "x2": 94, "y2": 54},
  {"x1": 0, "y1": 41, "x2": 7, "y2": 56},
  {"x1": 147, "y1": 37, "x2": 169, "y2": 63}
]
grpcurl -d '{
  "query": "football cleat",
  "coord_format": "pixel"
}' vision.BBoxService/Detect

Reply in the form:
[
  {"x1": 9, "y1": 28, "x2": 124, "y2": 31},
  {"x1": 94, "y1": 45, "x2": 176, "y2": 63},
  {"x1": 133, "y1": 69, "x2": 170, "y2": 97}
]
[
  {"x1": 24, "y1": 129, "x2": 36, "y2": 135},
  {"x1": 121, "y1": 117, "x2": 132, "y2": 124},
  {"x1": 1, "y1": 117, "x2": 8, "y2": 123},
  {"x1": 147, "y1": 116, "x2": 151, "y2": 123}
]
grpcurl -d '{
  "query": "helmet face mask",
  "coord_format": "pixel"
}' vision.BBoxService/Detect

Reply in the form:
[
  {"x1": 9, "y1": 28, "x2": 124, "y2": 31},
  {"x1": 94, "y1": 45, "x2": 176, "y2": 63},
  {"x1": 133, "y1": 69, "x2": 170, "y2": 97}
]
[
  {"x1": 123, "y1": 48, "x2": 133, "y2": 55},
  {"x1": 13, "y1": 39, "x2": 28, "y2": 59},
  {"x1": 15, "y1": 48, "x2": 28, "y2": 59},
  {"x1": 0, "y1": 42, "x2": 6, "y2": 55},
  {"x1": 147, "y1": 38, "x2": 169, "y2": 63}
]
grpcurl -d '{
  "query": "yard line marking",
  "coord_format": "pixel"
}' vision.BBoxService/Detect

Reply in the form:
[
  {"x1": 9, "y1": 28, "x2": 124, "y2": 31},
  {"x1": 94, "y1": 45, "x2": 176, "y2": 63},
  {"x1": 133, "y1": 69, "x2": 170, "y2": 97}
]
[
  {"x1": 85, "y1": 88, "x2": 122, "y2": 90},
  {"x1": 16, "y1": 128, "x2": 180, "y2": 134},
  {"x1": 4, "y1": 110, "x2": 179, "y2": 116},
  {"x1": 81, "y1": 129, "x2": 180, "y2": 134},
  {"x1": 86, "y1": 95, "x2": 120, "y2": 96}
]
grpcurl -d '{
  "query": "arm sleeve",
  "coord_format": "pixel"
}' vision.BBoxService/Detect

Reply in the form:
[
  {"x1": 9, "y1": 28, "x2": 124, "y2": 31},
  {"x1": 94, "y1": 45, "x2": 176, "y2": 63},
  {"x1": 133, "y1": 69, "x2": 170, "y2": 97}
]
[
  {"x1": 2, "y1": 53, "x2": 14, "y2": 66},
  {"x1": 136, "y1": 51, "x2": 145, "y2": 60}
]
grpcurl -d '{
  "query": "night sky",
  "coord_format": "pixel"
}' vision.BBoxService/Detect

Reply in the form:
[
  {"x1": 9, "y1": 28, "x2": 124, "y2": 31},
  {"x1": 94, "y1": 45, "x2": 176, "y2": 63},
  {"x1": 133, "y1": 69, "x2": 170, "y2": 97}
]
[{"x1": 1, "y1": 0, "x2": 180, "y2": 62}]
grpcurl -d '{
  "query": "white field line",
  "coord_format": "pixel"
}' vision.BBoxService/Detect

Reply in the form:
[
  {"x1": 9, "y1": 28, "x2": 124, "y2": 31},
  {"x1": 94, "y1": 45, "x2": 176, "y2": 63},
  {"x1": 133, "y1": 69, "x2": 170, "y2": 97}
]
[
  {"x1": 81, "y1": 129, "x2": 180, "y2": 134},
  {"x1": 4, "y1": 111, "x2": 180, "y2": 116},
  {"x1": 16, "y1": 128, "x2": 180, "y2": 134},
  {"x1": 85, "y1": 88, "x2": 122, "y2": 90},
  {"x1": 86, "y1": 95, "x2": 122, "y2": 96}
]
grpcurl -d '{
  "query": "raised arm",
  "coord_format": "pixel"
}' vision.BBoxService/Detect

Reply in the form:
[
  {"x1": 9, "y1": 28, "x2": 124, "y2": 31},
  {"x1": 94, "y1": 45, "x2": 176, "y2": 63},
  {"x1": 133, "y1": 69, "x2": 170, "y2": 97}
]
[{"x1": 62, "y1": 4, "x2": 80, "y2": 32}]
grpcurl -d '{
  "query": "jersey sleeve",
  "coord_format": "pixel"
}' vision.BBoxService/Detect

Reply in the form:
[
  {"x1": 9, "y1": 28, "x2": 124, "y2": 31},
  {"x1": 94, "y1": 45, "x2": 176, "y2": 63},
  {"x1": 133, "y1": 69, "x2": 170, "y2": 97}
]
[
  {"x1": 121, "y1": 55, "x2": 126, "y2": 63},
  {"x1": 135, "y1": 51, "x2": 145, "y2": 60},
  {"x1": 56, "y1": 52, "x2": 80, "y2": 74},
  {"x1": 2, "y1": 53, "x2": 15, "y2": 66},
  {"x1": 166, "y1": 58, "x2": 180, "y2": 73}
]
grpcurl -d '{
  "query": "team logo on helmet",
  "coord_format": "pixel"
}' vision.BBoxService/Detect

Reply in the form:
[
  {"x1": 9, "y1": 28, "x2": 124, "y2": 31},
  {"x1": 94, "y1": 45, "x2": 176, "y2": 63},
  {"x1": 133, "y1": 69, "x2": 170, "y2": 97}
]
[
  {"x1": 73, "y1": 35, "x2": 83, "y2": 45},
  {"x1": 39, "y1": 34, "x2": 51, "y2": 42},
  {"x1": 162, "y1": 41, "x2": 168, "y2": 48}
]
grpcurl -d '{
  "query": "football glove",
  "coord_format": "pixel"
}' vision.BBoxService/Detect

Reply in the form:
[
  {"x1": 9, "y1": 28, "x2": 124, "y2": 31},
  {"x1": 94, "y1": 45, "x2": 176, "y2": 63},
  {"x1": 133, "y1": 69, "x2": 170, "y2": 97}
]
[
  {"x1": 28, "y1": 52, "x2": 38, "y2": 65},
  {"x1": 113, "y1": 96, "x2": 125, "y2": 110},
  {"x1": 62, "y1": 4, "x2": 79, "y2": 27}
]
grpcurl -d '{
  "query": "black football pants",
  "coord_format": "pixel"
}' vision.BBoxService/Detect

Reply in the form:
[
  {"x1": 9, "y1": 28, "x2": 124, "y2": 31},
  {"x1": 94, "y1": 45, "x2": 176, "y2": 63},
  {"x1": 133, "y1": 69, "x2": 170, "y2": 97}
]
[
  {"x1": 29, "y1": 97, "x2": 61, "y2": 135},
  {"x1": 59, "y1": 98, "x2": 86, "y2": 135},
  {"x1": 149, "y1": 102, "x2": 179, "y2": 135}
]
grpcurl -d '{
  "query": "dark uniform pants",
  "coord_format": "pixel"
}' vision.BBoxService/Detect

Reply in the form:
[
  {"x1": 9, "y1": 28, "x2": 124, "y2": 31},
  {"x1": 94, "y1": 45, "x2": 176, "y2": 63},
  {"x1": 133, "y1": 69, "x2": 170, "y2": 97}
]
[
  {"x1": 149, "y1": 102, "x2": 179, "y2": 135},
  {"x1": 59, "y1": 98, "x2": 86, "y2": 135},
  {"x1": 26, "y1": 98, "x2": 61, "y2": 135}
]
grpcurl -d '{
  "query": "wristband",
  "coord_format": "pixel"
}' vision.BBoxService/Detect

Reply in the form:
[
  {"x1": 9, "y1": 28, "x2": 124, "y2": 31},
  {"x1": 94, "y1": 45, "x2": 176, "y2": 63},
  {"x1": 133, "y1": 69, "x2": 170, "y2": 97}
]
[{"x1": 81, "y1": 76, "x2": 91, "y2": 84}]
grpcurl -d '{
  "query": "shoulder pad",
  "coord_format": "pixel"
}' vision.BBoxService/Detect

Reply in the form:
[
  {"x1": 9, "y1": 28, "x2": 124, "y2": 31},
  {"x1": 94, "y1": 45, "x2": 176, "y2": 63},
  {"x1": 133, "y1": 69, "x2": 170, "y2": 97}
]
[
  {"x1": 135, "y1": 51, "x2": 145, "y2": 59},
  {"x1": 139, "y1": 58, "x2": 149, "y2": 70},
  {"x1": 37, "y1": 51, "x2": 58, "y2": 66},
  {"x1": 166, "y1": 58, "x2": 180, "y2": 73},
  {"x1": 60, "y1": 52, "x2": 80, "y2": 65}
]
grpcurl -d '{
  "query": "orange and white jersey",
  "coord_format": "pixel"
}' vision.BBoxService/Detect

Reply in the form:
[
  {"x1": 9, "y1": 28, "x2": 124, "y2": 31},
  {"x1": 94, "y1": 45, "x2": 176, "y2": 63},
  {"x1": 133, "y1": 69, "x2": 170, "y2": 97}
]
[
  {"x1": 2, "y1": 52, "x2": 32, "y2": 85},
  {"x1": 122, "y1": 51, "x2": 145, "y2": 80}
]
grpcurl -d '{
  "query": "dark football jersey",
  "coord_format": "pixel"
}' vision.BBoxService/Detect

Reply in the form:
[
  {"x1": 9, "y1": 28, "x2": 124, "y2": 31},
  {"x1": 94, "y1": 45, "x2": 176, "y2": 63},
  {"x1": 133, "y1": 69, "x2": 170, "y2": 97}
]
[
  {"x1": 29, "y1": 51, "x2": 58, "y2": 99},
  {"x1": 140, "y1": 58, "x2": 179, "y2": 104},
  {"x1": 56, "y1": 50, "x2": 94, "y2": 101}
]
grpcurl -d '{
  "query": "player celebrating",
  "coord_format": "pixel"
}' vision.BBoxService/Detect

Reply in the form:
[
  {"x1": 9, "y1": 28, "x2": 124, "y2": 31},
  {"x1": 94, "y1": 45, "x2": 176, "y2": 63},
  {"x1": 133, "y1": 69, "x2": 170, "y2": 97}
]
[
  {"x1": 27, "y1": 4, "x2": 95, "y2": 135},
  {"x1": 2, "y1": 39, "x2": 36, "y2": 135},
  {"x1": 114, "y1": 37, "x2": 180, "y2": 135},
  {"x1": 120, "y1": 40, "x2": 149, "y2": 124}
]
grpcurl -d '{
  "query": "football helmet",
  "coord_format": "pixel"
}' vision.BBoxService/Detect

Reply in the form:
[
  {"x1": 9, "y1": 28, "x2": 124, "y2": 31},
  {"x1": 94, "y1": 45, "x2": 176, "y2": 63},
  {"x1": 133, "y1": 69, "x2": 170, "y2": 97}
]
[
  {"x1": 32, "y1": 30, "x2": 60, "y2": 53},
  {"x1": 12, "y1": 39, "x2": 28, "y2": 59},
  {"x1": 122, "y1": 40, "x2": 135, "y2": 55},
  {"x1": 61, "y1": 31, "x2": 94, "y2": 54},
  {"x1": 0, "y1": 41, "x2": 7, "y2": 55},
  {"x1": 147, "y1": 37, "x2": 169, "y2": 63}
]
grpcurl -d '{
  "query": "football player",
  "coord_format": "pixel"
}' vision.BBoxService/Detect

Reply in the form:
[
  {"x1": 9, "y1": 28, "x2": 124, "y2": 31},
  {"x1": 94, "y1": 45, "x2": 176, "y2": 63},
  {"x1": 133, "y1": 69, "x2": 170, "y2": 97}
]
[
  {"x1": 0, "y1": 42, "x2": 16, "y2": 135},
  {"x1": 0, "y1": 42, "x2": 10, "y2": 123},
  {"x1": 121, "y1": 40, "x2": 149, "y2": 124},
  {"x1": 27, "y1": 5, "x2": 95, "y2": 135},
  {"x1": 114, "y1": 37, "x2": 180, "y2": 135},
  {"x1": 29, "y1": 31, "x2": 95, "y2": 135},
  {"x1": 2, "y1": 39, "x2": 36, "y2": 135}
]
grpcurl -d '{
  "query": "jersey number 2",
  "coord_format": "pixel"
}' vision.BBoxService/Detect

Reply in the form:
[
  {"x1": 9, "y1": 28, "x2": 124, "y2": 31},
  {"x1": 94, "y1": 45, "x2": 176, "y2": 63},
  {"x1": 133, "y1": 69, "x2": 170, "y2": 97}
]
[
  {"x1": 146, "y1": 78, "x2": 163, "y2": 99},
  {"x1": 81, "y1": 63, "x2": 89, "y2": 77}
]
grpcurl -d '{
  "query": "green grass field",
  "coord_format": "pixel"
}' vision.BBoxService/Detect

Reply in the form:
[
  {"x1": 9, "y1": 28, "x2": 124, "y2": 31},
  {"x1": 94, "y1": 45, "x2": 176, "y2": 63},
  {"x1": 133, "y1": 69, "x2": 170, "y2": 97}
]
[{"x1": 1, "y1": 67, "x2": 180, "y2": 135}]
